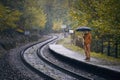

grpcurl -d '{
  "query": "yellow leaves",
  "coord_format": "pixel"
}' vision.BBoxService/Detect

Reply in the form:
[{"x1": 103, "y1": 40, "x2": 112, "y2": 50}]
[
  {"x1": 0, "y1": 3, "x2": 22, "y2": 31},
  {"x1": 12, "y1": 10, "x2": 22, "y2": 17},
  {"x1": 92, "y1": 20, "x2": 100, "y2": 27},
  {"x1": 52, "y1": 20, "x2": 63, "y2": 31},
  {"x1": 24, "y1": 0, "x2": 47, "y2": 29},
  {"x1": 70, "y1": 0, "x2": 120, "y2": 40},
  {"x1": 5, "y1": 10, "x2": 22, "y2": 28},
  {"x1": 16, "y1": 28, "x2": 24, "y2": 33},
  {"x1": 0, "y1": 4, "x2": 6, "y2": 18},
  {"x1": 33, "y1": 9, "x2": 47, "y2": 29},
  {"x1": 24, "y1": 6, "x2": 47, "y2": 29},
  {"x1": 6, "y1": 10, "x2": 22, "y2": 21}
]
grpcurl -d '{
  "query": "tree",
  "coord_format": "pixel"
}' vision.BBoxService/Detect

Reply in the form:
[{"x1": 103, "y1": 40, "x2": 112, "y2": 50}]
[
  {"x1": 0, "y1": 3, "x2": 22, "y2": 31},
  {"x1": 23, "y1": 0, "x2": 47, "y2": 30},
  {"x1": 70, "y1": 0, "x2": 120, "y2": 41},
  {"x1": 52, "y1": 19, "x2": 63, "y2": 32}
]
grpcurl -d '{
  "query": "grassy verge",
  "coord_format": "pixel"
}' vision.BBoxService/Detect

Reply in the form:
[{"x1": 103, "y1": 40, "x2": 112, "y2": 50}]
[{"x1": 57, "y1": 36, "x2": 120, "y2": 63}]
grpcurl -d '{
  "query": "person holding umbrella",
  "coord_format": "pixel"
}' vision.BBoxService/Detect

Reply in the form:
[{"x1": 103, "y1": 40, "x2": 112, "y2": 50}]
[
  {"x1": 83, "y1": 31, "x2": 92, "y2": 61},
  {"x1": 76, "y1": 27, "x2": 92, "y2": 61}
]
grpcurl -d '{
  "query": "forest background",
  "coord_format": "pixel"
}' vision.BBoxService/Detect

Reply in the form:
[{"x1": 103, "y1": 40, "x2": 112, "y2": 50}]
[{"x1": 0, "y1": 0, "x2": 120, "y2": 57}]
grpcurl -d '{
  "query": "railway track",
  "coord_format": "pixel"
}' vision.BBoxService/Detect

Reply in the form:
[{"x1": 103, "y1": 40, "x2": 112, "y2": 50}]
[
  {"x1": 20, "y1": 35, "x2": 109, "y2": 80},
  {"x1": 38, "y1": 41, "x2": 93, "y2": 80},
  {"x1": 21, "y1": 36, "x2": 78, "y2": 80}
]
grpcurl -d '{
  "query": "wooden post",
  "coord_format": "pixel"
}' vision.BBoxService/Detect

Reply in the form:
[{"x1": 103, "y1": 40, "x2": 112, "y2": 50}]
[
  {"x1": 107, "y1": 41, "x2": 110, "y2": 56},
  {"x1": 115, "y1": 41, "x2": 118, "y2": 58},
  {"x1": 101, "y1": 39, "x2": 104, "y2": 54}
]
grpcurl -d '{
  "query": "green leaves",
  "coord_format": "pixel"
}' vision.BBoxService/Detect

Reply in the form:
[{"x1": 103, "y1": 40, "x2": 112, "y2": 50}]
[
  {"x1": 70, "y1": 0, "x2": 120, "y2": 41},
  {"x1": 52, "y1": 19, "x2": 63, "y2": 31},
  {"x1": 23, "y1": 0, "x2": 47, "y2": 30},
  {"x1": 0, "y1": 3, "x2": 22, "y2": 31}
]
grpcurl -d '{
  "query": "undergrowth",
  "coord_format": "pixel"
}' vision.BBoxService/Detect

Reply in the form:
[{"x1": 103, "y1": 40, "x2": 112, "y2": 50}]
[{"x1": 57, "y1": 36, "x2": 120, "y2": 63}]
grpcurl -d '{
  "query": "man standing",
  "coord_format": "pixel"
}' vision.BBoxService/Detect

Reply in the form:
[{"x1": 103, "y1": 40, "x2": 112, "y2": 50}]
[{"x1": 83, "y1": 31, "x2": 92, "y2": 61}]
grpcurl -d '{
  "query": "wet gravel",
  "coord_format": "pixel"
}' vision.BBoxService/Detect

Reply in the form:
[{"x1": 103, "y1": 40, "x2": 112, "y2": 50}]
[
  {"x1": 42, "y1": 45, "x2": 106, "y2": 80},
  {"x1": 23, "y1": 37, "x2": 77, "y2": 80},
  {"x1": 0, "y1": 37, "x2": 49, "y2": 80},
  {"x1": 0, "y1": 48, "x2": 33, "y2": 80}
]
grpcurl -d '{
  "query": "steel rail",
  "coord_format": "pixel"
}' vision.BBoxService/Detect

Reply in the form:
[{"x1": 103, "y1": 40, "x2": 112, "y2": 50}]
[
  {"x1": 37, "y1": 40, "x2": 93, "y2": 80},
  {"x1": 20, "y1": 36, "x2": 56, "y2": 80}
]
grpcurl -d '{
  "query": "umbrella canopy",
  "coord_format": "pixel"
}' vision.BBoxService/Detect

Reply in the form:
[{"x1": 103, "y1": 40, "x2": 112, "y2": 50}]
[{"x1": 76, "y1": 26, "x2": 92, "y2": 31}]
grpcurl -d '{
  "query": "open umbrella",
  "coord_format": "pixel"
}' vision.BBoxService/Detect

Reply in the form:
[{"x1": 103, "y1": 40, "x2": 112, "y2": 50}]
[{"x1": 76, "y1": 26, "x2": 92, "y2": 31}]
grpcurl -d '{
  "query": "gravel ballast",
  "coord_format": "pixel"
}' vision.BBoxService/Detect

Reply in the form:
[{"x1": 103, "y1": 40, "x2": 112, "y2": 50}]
[{"x1": 0, "y1": 37, "x2": 49, "y2": 80}]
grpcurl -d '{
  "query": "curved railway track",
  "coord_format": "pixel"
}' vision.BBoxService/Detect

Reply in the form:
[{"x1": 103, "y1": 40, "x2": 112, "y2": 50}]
[
  {"x1": 38, "y1": 41, "x2": 93, "y2": 80},
  {"x1": 20, "y1": 36, "x2": 58, "y2": 80},
  {"x1": 21, "y1": 36, "x2": 79, "y2": 80},
  {"x1": 20, "y1": 35, "x2": 109, "y2": 80}
]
